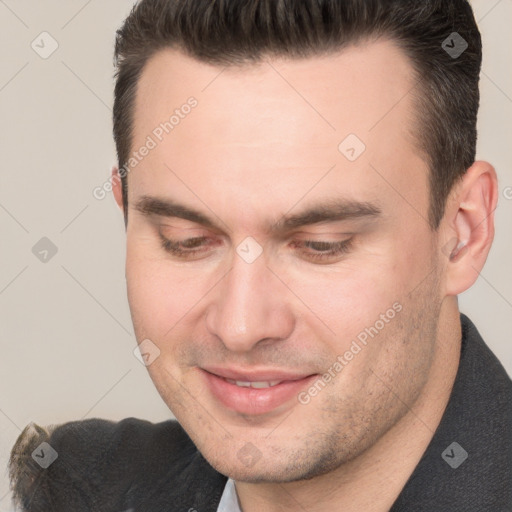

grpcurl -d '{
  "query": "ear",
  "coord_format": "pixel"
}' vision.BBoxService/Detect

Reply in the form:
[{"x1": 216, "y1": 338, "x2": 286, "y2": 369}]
[
  {"x1": 111, "y1": 165, "x2": 124, "y2": 213},
  {"x1": 441, "y1": 161, "x2": 498, "y2": 296}
]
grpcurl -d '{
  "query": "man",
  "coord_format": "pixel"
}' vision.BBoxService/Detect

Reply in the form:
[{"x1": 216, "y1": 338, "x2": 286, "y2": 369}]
[{"x1": 8, "y1": 0, "x2": 511, "y2": 510}]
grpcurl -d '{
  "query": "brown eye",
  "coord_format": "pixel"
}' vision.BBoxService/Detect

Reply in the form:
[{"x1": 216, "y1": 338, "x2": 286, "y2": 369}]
[
  {"x1": 291, "y1": 238, "x2": 353, "y2": 263},
  {"x1": 160, "y1": 235, "x2": 212, "y2": 258},
  {"x1": 181, "y1": 237, "x2": 207, "y2": 249}
]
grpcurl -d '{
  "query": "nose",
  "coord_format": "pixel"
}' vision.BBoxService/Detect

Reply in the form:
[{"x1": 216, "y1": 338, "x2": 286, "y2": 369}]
[{"x1": 205, "y1": 248, "x2": 295, "y2": 353}]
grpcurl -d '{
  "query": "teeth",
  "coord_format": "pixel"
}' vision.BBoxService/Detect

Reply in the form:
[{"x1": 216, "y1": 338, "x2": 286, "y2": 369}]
[
  {"x1": 250, "y1": 381, "x2": 279, "y2": 389},
  {"x1": 225, "y1": 379, "x2": 282, "y2": 388}
]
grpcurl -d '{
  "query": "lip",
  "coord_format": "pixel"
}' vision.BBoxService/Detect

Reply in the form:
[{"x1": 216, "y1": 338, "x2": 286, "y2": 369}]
[
  {"x1": 201, "y1": 367, "x2": 318, "y2": 415},
  {"x1": 203, "y1": 366, "x2": 312, "y2": 382}
]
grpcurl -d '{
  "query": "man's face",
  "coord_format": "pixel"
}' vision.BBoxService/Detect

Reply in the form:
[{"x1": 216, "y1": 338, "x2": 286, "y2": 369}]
[{"x1": 123, "y1": 40, "x2": 444, "y2": 481}]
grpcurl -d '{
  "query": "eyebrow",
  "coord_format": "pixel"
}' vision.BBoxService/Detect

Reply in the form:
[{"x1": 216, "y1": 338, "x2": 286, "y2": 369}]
[{"x1": 134, "y1": 195, "x2": 382, "y2": 235}]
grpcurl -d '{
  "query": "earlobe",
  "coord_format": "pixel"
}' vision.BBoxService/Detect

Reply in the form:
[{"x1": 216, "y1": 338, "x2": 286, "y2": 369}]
[
  {"x1": 111, "y1": 165, "x2": 124, "y2": 212},
  {"x1": 442, "y1": 161, "x2": 498, "y2": 296}
]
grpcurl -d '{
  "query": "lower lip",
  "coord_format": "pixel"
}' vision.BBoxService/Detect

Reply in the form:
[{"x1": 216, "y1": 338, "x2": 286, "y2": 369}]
[{"x1": 202, "y1": 370, "x2": 318, "y2": 415}]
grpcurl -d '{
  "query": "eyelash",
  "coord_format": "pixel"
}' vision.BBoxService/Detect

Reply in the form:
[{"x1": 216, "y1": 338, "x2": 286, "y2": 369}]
[
  {"x1": 159, "y1": 235, "x2": 209, "y2": 256},
  {"x1": 291, "y1": 239, "x2": 353, "y2": 262},
  {"x1": 159, "y1": 235, "x2": 353, "y2": 263}
]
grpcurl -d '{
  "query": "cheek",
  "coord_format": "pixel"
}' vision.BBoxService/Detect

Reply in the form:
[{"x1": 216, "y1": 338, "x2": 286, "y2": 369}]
[
  {"x1": 125, "y1": 241, "x2": 206, "y2": 341},
  {"x1": 283, "y1": 260, "x2": 402, "y2": 344}
]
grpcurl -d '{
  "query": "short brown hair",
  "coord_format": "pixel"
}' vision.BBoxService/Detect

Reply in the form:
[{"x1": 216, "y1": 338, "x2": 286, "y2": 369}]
[{"x1": 113, "y1": 0, "x2": 482, "y2": 229}]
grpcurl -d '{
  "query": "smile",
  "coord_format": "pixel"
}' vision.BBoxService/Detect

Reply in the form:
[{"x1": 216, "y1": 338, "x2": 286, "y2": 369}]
[
  {"x1": 201, "y1": 368, "x2": 318, "y2": 415},
  {"x1": 224, "y1": 379, "x2": 282, "y2": 388}
]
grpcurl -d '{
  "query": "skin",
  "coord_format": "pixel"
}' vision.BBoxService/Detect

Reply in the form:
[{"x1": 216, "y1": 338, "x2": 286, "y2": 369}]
[{"x1": 112, "y1": 39, "x2": 497, "y2": 511}]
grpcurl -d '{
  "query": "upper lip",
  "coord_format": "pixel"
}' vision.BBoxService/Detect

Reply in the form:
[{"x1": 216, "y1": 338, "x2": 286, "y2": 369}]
[{"x1": 202, "y1": 366, "x2": 315, "y2": 382}]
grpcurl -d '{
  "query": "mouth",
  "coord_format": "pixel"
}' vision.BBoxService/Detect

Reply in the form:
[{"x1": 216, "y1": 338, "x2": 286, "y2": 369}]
[
  {"x1": 200, "y1": 367, "x2": 318, "y2": 415},
  {"x1": 224, "y1": 378, "x2": 283, "y2": 388}
]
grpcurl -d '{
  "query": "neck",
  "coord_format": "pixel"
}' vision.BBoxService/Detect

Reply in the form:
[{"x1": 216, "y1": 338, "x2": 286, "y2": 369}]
[{"x1": 235, "y1": 298, "x2": 462, "y2": 512}]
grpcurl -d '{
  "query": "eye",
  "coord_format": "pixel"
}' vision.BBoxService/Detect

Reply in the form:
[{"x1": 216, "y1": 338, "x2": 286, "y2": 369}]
[
  {"x1": 159, "y1": 235, "x2": 214, "y2": 259},
  {"x1": 291, "y1": 238, "x2": 353, "y2": 263},
  {"x1": 158, "y1": 233, "x2": 354, "y2": 263}
]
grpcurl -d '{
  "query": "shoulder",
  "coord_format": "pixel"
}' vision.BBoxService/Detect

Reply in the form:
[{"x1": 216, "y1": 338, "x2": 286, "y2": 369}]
[
  {"x1": 459, "y1": 313, "x2": 512, "y2": 404},
  {"x1": 8, "y1": 417, "x2": 197, "y2": 511},
  {"x1": 393, "y1": 315, "x2": 512, "y2": 510}
]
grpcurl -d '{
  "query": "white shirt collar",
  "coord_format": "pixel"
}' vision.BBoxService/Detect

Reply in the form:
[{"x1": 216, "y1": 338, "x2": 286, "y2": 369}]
[{"x1": 217, "y1": 478, "x2": 242, "y2": 512}]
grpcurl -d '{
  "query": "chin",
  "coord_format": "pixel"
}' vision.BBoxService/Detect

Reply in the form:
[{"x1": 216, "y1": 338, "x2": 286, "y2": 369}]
[{"x1": 199, "y1": 441, "x2": 346, "y2": 484}]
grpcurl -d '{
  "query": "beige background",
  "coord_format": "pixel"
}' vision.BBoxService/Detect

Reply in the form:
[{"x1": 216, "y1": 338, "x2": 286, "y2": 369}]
[{"x1": 0, "y1": 1, "x2": 511, "y2": 508}]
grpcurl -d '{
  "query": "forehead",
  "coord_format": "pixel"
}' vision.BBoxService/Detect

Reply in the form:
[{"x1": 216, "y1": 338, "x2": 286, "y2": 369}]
[
  {"x1": 134, "y1": 38, "x2": 417, "y2": 141},
  {"x1": 129, "y1": 40, "x2": 428, "y2": 226}
]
